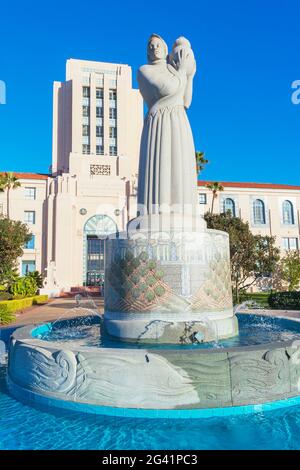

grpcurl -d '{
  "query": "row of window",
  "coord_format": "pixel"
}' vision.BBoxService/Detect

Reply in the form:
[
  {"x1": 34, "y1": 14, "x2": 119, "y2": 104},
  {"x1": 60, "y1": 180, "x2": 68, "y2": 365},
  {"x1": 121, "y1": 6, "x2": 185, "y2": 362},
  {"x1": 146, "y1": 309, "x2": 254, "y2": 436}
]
[
  {"x1": 83, "y1": 107, "x2": 117, "y2": 119},
  {"x1": 82, "y1": 144, "x2": 118, "y2": 155},
  {"x1": 83, "y1": 87, "x2": 104, "y2": 99},
  {"x1": 83, "y1": 87, "x2": 117, "y2": 100},
  {"x1": 199, "y1": 195, "x2": 296, "y2": 226},
  {"x1": 82, "y1": 126, "x2": 117, "y2": 138}
]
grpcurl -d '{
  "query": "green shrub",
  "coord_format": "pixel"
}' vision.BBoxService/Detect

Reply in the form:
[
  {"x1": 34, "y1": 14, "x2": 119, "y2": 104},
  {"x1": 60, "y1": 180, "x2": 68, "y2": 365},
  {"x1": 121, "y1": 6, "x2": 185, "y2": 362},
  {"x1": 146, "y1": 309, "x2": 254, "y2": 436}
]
[
  {"x1": 0, "y1": 295, "x2": 48, "y2": 314},
  {"x1": 10, "y1": 276, "x2": 38, "y2": 298},
  {"x1": 32, "y1": 295, "x2": 48, "y2": 305},
  {"x1": 26, "y1": 271, "x2": 44, "y2": 288},
  {"x1": 0, "y1": 304, "x2": 16, "y2": 324},
  {"x1": 268, "y1": 292, "x2": 300, "y2": 310},
  {"x1": 0, "y1": 291, "x2": 13, "y2": 301}
]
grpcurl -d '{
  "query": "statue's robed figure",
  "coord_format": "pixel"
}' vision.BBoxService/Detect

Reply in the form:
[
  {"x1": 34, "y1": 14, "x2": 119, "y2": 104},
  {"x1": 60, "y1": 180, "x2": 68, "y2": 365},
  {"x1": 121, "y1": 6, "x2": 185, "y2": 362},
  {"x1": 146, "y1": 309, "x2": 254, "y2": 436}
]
[{"x1": 137, "y1": 34, "x2": 198, "y2": 215}]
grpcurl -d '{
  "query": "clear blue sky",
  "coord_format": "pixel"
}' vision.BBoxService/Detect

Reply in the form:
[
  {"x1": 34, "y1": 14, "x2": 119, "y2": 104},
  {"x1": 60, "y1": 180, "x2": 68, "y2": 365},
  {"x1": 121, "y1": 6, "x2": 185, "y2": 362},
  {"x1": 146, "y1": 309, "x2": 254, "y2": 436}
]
[{"x1": 1, "y1": 0, "x2": 300, "y2": 184}]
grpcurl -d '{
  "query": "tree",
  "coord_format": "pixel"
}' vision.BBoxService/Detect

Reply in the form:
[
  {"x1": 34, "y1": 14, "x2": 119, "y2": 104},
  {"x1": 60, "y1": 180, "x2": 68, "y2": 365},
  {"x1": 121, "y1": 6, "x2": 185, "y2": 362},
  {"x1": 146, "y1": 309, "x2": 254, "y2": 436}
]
[
  {"x1": 279, "y1": 250, "x2": 300, "y2": 291},
  {"x1": 195, "y1": 151, "x2": 208, "y2": 175},
  {"x1": 204, "y1": 212, "x2": 280, "y2": 302},
  {"x1": 0, "y1": 217, "x2": 32, "y2": 287},
  {"x1": 205, "y1": 182, "x2": 224, "y2": 213},
  {"x1": 0, "y1": 172, "x2": 21, "y2": 218}
]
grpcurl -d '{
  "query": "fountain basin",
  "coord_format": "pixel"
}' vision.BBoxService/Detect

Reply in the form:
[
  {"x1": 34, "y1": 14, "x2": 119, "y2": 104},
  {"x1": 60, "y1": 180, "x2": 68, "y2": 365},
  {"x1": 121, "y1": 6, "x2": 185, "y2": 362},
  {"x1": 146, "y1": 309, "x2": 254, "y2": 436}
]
[{"x1": 7, "y1": 314, "x2": 300, "y2": 415}]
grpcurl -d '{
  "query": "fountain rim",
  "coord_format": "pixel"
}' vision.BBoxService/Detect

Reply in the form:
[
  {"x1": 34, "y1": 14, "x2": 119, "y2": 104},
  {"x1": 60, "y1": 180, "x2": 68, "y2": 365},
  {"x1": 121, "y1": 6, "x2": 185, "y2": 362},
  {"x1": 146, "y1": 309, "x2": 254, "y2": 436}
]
[
  {"x1": 7, "y1": 313, "x2": 300, "y2": 419},
  {"x1": 6, "y1": 374, "x2": 300, "y2": 419},
  {"x1": 10, "y1": 313, "x2": 300, "y2": 355}
]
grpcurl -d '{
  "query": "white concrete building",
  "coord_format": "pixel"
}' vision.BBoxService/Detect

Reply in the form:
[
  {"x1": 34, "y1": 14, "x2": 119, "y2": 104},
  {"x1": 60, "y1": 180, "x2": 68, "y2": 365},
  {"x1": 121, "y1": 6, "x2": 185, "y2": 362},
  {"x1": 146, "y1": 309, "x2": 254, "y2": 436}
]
[
  {"x1": 1, "y1": 58, "x2": 300, "y2": 294},
  {"x1": 1, "y1": 59, "x2": 143, "y2": 293},
  {"x1": 198, "y1": 181, "x2": 300, "y2": 251}
]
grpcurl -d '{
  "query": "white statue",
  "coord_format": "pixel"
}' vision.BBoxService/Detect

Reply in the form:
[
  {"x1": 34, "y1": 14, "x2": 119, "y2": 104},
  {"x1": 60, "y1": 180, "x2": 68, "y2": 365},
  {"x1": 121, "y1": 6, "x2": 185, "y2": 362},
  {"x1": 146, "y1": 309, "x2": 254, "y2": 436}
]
[{"x1": 137, "y1": 34, "x2": 198, "y2": 217}]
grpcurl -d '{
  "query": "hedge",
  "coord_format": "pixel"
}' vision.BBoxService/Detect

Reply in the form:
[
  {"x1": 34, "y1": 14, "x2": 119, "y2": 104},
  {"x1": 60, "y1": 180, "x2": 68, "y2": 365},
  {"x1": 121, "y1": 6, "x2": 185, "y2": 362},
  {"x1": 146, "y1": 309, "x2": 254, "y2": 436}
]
[
  {"x1": 239, "y1": 292, "x2": 270, "y2": 308},
  {"x1": 0, "y1": 295, "x2": 48, "y2": 315},
  {"x1": 0, "y1": 304, "x2": 16, "y2": 324},
  {"x1": 268, "y1": 292, "x2": 300, "y2": 310}
]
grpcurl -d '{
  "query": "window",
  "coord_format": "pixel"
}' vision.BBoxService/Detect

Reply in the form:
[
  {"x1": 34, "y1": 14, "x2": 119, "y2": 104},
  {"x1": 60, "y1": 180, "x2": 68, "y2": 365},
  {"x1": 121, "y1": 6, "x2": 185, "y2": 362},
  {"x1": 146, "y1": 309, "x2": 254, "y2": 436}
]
[
  {"x1": 96, "y1": 88, "x2": 103, "y2": 99},
  {"x1": 223, "y1": 198, "x2": 236, "y2": 216},
  {"x1": 82, "y1": 105, "x2": 90, "y2": 117},
  {"x1": 109, "y1": 108, "x2": 117, "y2": 119},
  {"x1": 82, "y1": 144, "x2": 90, "y2": 154},
  {"x1": 24, "y1": 187, "x2": 36, "y2": 200},
  {"x1": 198, "y1": 193, "x2": 207, "y2": 205},
  {"x1": 24, "y1": 211, "x2": 35, "y2": 224},
  {"x1": 22, "y1": 260, "x2": 36, "y2": 276},
  {"x1": 24, "y1": 235, "x2": 35, "y2": 249},
  {"x1": 109, "y1": 146, "x2": 117, "y2": 156},
  {"x1": 96, "y1": 126, "x2": 103, "y2": 137},
  {"x1": 109, "y1": 90, "x2": 117, "y2": 100},
  {"x1": 253, "y1": 199, "x2": 266, "y2": 224},
  {"x1": 109, "y1": 127, "x2": 117, "y2": 138},
  {"x1": 82, "y1": 125, "x2": 90, "y2": 136},
  {"x1": 96, "y1": 145, "x2": 104, "y2": 155},
  {"x1": 82, "y1": 86, "x2": 90, "y2": 98},
  {"x1": 96, "y1": 107, "x2": 103, "y2": 118},
  {"x1": 282, "y1": 237, "x2": 299, "y2": 250},
  {"x1": 282, "y1": 200, "x2": 294, "y2": 225}
]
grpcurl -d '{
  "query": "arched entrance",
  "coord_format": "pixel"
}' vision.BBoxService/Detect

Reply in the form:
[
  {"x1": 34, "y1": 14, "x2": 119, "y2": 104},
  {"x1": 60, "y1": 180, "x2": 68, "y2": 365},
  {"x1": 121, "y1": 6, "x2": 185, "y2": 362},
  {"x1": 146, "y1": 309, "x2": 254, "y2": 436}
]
[{"x1": 83, "y1": 215, "x2": 118, "y2": 286}]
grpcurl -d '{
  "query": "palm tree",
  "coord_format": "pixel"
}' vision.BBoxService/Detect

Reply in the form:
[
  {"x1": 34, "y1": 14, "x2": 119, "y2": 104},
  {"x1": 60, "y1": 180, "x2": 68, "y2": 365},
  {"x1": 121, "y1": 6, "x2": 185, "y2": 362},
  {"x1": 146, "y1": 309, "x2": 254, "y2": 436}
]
[
  {"x1": 0, "y1": 172, "x2": 21, "y2": 218},
  {"x1": 195, "y1": 151, "x2": 209, "y2": 175},
  {"x1": 206, "y1": 182, "x2": 224, "y2": 214}
]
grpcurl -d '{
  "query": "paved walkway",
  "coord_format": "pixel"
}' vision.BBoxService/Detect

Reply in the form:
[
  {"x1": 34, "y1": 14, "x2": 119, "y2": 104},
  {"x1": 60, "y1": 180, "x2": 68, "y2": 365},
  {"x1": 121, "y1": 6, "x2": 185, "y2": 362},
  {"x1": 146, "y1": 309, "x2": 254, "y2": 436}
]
[{"x1": 1, "y1": 296, "x2": 104, "y2": 330}]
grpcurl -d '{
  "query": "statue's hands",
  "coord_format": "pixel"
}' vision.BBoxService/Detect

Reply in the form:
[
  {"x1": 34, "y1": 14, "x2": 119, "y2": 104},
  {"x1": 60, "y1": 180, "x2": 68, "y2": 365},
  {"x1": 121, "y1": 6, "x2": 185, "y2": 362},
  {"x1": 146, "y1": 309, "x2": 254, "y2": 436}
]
[
  {"x1": 176, "y1": 46, "x2": 190, "y2": 73},
  {"x1": 174, "y1": 47, "x2": 196, "y2": 79}
]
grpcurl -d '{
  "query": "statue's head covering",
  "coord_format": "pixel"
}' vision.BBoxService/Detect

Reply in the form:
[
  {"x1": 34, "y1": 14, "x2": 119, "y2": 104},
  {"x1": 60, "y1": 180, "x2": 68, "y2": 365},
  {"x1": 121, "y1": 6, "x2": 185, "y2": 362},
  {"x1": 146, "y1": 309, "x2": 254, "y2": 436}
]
[{"x1": 147, "y1": 33, "x2": 168, "y2": 63}]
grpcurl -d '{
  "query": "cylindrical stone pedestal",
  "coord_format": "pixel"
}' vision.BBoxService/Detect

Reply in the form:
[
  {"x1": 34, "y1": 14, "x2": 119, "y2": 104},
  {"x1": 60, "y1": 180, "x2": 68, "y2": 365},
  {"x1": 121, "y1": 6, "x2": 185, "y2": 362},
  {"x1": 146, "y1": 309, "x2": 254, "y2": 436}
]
[{"x1": 104, "y1": 217, "x2": 238, "y2": 344}]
